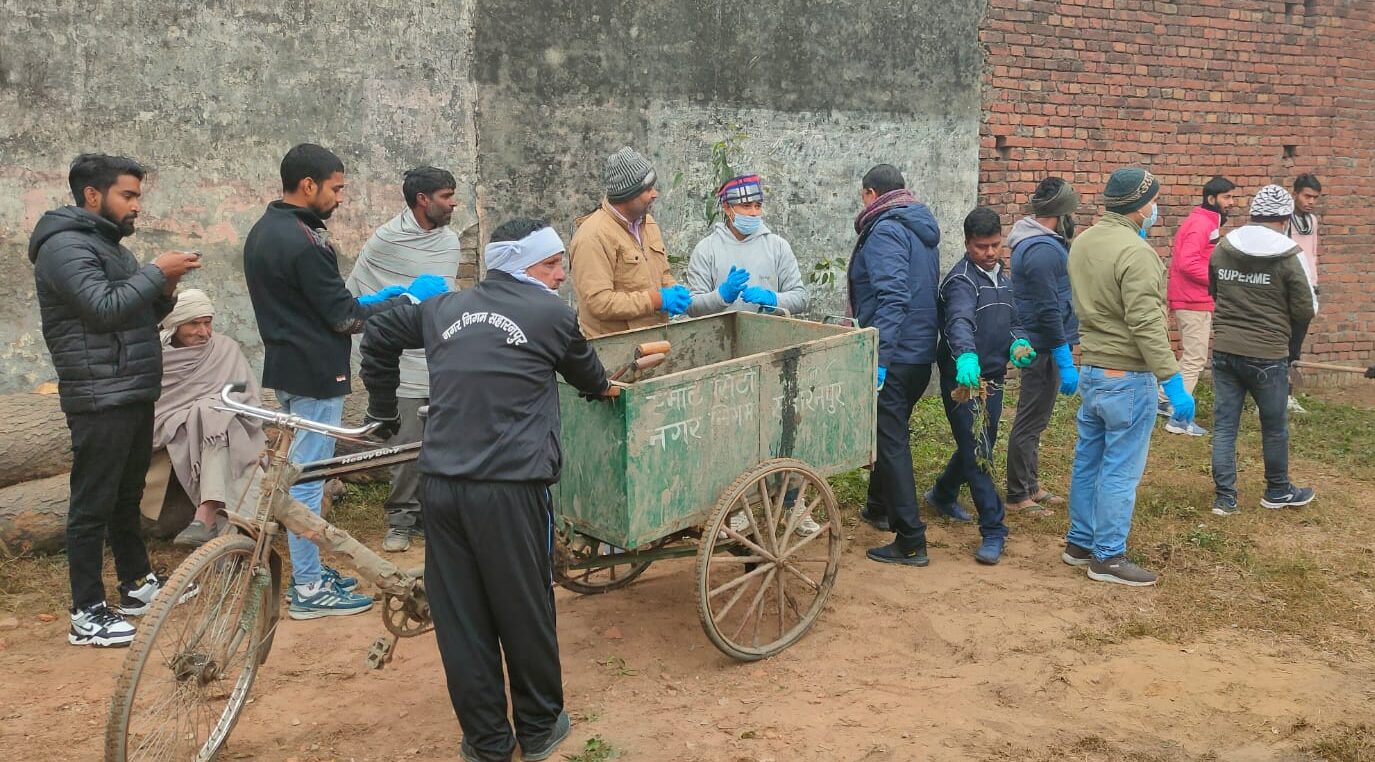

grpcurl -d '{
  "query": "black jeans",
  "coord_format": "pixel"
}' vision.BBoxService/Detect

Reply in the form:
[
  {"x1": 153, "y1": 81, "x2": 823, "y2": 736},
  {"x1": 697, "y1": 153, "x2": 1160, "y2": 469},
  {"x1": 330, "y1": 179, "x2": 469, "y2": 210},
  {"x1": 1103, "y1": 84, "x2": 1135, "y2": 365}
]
[
  {"x1": 1005, "y1": 351, "x2": 1058, "y2": 503},
  {"x1": 65, "y1": 402, "x2": 155, "y2": 609},
  {"x1": 865, "y1": 362, "x2": 933, "y2": 551},
  {"x1": 420, "y1": 476, "x2": 562, "y2": 761},
  {"x1": 1211, "y1": 351, "x2": 1292, "y2": 503},
  {"x1": 931, "y1": 365, "x2": 1008, "y2": 540}
]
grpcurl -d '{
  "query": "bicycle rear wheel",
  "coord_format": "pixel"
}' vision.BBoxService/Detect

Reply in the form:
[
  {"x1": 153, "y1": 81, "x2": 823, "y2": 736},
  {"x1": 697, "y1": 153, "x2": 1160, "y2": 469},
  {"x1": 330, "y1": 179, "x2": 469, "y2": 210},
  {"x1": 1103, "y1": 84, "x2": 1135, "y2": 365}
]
[{"x1": 105, "y1": 533, "x2": 273, "y2": 762}]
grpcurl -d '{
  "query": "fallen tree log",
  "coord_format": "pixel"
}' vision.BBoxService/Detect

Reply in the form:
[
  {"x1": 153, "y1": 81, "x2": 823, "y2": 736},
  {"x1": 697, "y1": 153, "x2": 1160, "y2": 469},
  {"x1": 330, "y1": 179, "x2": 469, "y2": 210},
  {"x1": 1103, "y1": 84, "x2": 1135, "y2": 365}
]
[
  {"x1": 0, "y1": 473, "x2": 69, "y2": 556},
  {"x1": 0, "y1": 393, "x2": 73, "y2": 488}
]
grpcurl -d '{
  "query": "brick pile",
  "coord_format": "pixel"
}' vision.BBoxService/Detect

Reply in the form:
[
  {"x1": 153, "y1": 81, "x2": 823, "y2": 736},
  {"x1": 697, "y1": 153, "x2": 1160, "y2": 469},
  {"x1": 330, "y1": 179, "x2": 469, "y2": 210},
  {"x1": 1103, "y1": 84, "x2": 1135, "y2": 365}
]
[{"x1": 979, "y1": 0, "x2": 1374, "y2": 362}]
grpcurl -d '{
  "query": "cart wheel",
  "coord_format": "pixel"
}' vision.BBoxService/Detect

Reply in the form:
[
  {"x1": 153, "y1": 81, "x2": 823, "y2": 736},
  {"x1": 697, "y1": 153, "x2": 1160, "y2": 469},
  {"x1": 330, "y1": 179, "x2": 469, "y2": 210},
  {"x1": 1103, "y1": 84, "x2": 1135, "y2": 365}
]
[
  {"x1": 106, "y1": 533, "x2": 274, "y2": 761},
  {"x1": 696, "y1": 458, "x2": 842, "y2": 661},
  {"x1": 554, "y1": 532, "x2": 655, "y2": 594}
]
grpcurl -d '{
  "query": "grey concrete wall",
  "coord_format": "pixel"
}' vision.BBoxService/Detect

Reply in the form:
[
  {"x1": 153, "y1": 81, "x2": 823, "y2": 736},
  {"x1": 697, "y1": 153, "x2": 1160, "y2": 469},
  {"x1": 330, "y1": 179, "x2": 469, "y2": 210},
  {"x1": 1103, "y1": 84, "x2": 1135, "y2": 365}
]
[
  {"x1": 0, "y1": 0, "x2": 983, "y2": 392},
  {"x1": 474, "y1": 0, "x2": 986, "y2": 313}
]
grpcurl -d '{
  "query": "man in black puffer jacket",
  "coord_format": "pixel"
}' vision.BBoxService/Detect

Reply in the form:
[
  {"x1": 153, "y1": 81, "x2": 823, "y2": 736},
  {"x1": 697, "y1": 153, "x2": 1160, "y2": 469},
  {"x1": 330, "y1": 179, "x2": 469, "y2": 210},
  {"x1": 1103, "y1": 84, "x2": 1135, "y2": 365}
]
[{"x1": 29, "y1": 154, "x2": 202, "y2": 647}]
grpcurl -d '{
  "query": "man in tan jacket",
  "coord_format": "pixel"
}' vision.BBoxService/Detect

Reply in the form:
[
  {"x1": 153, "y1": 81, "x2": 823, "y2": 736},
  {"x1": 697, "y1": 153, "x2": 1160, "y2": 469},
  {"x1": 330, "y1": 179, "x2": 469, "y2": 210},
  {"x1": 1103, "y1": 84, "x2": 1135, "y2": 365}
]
[{"x1": 570, "y1": 147, "x2": 691, "y2": 338}]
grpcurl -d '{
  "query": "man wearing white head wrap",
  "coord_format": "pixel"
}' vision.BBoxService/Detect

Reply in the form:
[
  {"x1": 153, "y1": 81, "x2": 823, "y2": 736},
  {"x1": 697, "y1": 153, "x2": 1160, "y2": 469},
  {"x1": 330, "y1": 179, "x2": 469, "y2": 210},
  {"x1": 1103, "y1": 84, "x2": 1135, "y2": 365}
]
[
  {"x1": 358, "y1": 217, "x2": 610, "y2": 762},
  {"x1": 152, "y1": 289, "x2": 266, "y2": 547}
]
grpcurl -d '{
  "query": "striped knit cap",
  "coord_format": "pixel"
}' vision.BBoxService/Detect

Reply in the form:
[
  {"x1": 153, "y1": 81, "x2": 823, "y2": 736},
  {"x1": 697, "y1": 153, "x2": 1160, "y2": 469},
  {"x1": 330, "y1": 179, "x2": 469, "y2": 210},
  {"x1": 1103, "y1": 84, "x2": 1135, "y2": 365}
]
[
  {"x1": 717, "y1": 173, "x2": 764, "y2": 205},
  {"x1": 1250, "y1": 184, "x2": 1295, "y2": 218},
  {"x1": 604, "y1": 147, "x2": 656, "y2": 203},
  {"x1": 1102, "y1": 167, "x2": 1160, "y2": 214}
]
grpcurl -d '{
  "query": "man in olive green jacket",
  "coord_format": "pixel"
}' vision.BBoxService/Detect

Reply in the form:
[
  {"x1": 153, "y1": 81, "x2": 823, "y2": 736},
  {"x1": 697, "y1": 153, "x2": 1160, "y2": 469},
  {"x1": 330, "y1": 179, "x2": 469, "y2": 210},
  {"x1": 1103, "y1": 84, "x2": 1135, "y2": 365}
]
[{"x1": 1063, "y1": 167, "x2": 1194, "y2": 588}]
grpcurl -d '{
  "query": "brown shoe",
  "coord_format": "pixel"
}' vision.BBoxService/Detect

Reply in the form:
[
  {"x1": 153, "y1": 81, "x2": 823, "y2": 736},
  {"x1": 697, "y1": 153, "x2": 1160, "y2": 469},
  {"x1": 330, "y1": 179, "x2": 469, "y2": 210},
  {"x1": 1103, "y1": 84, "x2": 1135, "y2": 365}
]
[{"x1": 1087, "y1": 555, "x2": 1158, "y2": 587}]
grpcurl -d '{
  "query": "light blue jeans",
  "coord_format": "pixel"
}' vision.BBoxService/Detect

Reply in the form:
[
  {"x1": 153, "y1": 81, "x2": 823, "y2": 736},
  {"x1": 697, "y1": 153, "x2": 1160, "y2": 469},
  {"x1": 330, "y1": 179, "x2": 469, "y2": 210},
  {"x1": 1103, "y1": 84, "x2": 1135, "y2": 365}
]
[
  {"x1": 1066, "y1": 367, "x2": 1157, "y2": 562},
  {"x1": 275, "y1": 391, "x2": 346, "y2": 586}
]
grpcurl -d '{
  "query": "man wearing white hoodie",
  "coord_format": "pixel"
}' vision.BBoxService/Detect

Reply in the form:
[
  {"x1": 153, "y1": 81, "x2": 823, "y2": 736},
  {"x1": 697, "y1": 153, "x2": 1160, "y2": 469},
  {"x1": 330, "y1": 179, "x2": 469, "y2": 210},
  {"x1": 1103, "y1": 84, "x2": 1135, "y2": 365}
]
[
  {"x1": 684, "y1": 173, "x2": 808, "y2": 317},
  {"x1": 684, "y1": 172, "x2": 816, "y2": 536}
]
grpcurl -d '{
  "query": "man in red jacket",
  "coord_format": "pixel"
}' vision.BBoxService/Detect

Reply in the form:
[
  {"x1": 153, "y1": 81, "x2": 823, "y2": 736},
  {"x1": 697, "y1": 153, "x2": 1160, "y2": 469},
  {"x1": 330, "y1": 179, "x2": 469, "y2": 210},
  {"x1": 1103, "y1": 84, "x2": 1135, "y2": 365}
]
[{"x1": 1162, "y1": 176, "x2": 1237, "y2": 436}]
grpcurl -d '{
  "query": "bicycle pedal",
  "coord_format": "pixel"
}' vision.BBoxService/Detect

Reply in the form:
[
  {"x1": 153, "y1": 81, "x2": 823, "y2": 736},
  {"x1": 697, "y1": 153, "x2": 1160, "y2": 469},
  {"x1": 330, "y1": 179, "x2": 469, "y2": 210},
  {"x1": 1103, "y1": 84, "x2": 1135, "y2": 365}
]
[{"x1": 365, "y1": 635, "x2": 395, "y2": 670}]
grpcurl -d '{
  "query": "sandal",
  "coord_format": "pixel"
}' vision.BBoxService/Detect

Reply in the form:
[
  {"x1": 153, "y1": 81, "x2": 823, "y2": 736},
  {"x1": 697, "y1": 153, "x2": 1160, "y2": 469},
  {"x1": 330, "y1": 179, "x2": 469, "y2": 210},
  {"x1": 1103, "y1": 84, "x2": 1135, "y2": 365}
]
[
  {"x1": 1031, "y1": 491, "x2": 1066, "y2": 506},
  {"x1": 1006, "y1": 500, "x2": 1054, "y2": 518}
]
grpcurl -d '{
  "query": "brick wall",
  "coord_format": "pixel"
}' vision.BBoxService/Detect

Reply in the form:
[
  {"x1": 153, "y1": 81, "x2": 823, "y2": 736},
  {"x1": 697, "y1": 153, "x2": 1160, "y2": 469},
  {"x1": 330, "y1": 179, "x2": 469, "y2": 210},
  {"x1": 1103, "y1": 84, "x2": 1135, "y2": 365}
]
[{"x1": 979, "y1": 0, "x2": 1374, "y2": 364}]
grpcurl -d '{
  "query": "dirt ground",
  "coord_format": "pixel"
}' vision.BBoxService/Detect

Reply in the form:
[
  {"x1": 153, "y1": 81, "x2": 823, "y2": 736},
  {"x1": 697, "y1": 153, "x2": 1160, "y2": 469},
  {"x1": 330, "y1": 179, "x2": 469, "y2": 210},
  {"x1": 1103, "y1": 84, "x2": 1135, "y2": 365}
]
[{"x1": 2, "y1": 382, "x2": 1373, "y2": 761}]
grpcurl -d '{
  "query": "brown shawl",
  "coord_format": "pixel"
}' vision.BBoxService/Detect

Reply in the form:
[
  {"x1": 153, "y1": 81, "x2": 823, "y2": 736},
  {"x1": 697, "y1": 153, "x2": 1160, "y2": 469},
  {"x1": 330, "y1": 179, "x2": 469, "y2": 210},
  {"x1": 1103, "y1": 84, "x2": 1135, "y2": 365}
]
[{"x1": 153, "y1": 334, "x2": 265, "y2": 505}]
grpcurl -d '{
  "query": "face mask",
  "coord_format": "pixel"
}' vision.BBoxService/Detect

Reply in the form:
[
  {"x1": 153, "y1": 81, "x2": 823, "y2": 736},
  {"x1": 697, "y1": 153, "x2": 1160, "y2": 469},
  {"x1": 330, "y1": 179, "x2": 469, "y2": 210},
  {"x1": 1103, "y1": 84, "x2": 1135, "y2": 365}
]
[
  {"x1": 1138, "y1": 203, "x2": 1158, "y2": 240},
  {"x1": 731, "y1": 213, "x2": 762, "y2": 236},
  {"x1": 1055, "y1": 215, "x2": 1076, "y2": 241}
]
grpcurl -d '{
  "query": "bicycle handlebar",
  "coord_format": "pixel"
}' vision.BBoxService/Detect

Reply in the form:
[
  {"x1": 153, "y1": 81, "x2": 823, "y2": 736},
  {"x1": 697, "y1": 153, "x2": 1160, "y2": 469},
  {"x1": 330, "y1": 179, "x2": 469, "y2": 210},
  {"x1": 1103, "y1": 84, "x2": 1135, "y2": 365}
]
[{"x1": 219, "y1": 383, "x2": 381, "y2": 439}]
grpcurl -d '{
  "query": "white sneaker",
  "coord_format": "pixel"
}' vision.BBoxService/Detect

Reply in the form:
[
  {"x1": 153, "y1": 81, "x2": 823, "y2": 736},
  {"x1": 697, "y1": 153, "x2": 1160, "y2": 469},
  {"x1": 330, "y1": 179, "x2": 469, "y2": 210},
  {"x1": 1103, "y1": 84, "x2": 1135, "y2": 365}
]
[
  {"x1": 117, "y1": 572, "x2": 198, "y2": 616},
  {"x1": 69, "y1": 603, "x2": 136, "y2": 647},
  {"x1": 728, "y1": 511, "x2": 750, "y2": 535},
  {"x1": 792, "y1": 508, "x2": 822, "y2": 537},
  {"x1": 1164, "y1": 419, "x2": 1208, "y2": 437},
  {"x1": 1287, "y1": 395, "x2": 1307, "y2": 414}
]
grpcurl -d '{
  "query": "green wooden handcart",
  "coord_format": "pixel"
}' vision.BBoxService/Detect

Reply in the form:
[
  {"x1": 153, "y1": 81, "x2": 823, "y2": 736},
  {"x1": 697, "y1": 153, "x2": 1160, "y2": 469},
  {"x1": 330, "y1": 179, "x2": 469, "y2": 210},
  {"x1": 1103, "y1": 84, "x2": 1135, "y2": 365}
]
[{"x1": 551, "y1": 311, "x2": 877, "y2": 660}]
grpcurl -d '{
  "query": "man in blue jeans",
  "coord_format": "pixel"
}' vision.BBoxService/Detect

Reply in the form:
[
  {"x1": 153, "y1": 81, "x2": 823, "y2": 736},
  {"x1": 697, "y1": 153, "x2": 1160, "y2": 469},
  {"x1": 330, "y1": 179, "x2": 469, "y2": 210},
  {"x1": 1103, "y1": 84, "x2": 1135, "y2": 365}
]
[
  {"x1": 244, "y1": 144, "x2": 448, "y2": 619},
  {"x1": 1064, "y1": 168, "x2": 1196, "y2": 587},
  {"x1": 1208, "y1": 185, "x2": 1317, "y2": 516}
]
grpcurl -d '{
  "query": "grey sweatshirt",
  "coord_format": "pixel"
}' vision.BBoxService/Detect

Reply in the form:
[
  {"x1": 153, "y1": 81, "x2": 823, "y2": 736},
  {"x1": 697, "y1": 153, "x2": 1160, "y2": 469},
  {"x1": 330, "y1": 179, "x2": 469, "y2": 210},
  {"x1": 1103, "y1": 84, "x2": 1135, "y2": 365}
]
[{"x1": 684, "y1": 221, "x2": 809, "y2": 317}]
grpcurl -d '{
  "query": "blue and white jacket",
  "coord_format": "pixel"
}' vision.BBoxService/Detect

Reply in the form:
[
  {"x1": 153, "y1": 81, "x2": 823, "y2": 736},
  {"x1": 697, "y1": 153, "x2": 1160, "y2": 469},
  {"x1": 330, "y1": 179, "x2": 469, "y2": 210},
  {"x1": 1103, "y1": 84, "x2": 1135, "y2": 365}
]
[{"x1": 937, "y1": 256, "x2": 1026, "y2": 379}]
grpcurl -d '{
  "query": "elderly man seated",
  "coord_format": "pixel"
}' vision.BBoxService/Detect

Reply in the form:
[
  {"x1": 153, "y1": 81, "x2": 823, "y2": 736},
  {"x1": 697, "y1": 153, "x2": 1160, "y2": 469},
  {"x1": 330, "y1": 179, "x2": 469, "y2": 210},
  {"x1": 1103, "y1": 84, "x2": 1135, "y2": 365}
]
[{"x1": 153, "y1": 289, "x2": 266, "y2": 547}]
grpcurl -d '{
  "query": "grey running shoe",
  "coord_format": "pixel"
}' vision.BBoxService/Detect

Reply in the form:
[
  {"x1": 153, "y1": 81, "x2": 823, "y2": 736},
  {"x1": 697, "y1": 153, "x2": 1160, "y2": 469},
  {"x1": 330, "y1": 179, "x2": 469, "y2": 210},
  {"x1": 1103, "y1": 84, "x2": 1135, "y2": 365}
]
[
  {"x1": 173, "y1": 519, "x2": 217, "y2": 548},
  {"x1": 521, "y1": 711, "x2": 571, "y2": 761},
  {"x1": 1087, "y1": 555, "x2": 1158, "y2": 587},
  {"x1": 1164, "y1": 418, "x2": 1208, "y2": 436},
  {"x1": 382, "y1": 526, "x2": 412, "y2": 553},
  {"x1": 1061, "y1": 542, "x2": 1092, "y2": 567}
]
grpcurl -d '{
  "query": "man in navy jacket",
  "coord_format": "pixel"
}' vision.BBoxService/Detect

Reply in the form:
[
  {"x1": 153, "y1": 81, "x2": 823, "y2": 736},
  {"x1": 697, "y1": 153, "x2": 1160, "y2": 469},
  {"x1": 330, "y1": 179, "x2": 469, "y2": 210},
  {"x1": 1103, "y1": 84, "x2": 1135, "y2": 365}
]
[
  {"x1": 846, "y1": 164, "x2": 942, "y2": 566},
  {"x1": 931, "y1": 208, "x2": 1035, "y2": 566},
  {"x1": 1005, "y1": 177, "x2": 1081, "y2": 514}
]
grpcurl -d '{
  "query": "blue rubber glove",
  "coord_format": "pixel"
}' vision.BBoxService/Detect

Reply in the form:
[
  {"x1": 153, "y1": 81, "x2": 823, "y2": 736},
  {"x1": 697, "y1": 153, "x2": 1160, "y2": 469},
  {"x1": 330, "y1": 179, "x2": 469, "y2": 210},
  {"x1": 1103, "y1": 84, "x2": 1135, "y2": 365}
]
[
  {"x1": 357, "y1": 284, "x2": 406, "y2": 306},
  {"x1": 717, "y1": 265, "x2": 750, "y2": 304},
  {"x1": 877, "y1": 365, "x2": 887, "y2": 390},
  {"x1": 1161, "y1": 373, "x2": 1196, "y2": 423},
  {"x1": 1051, "y1": 343, "x2": 1079, "y2": 396},
  {"x1": 955, "y1": 352, "x2": 982, "y2": 388},
  {"x1": 406, "y1": 274, "x2": 449, "y2": 302},
  {"x1": 659, "y1": 285, "x2": 692, "y2": 316},
  {"x1": 1009, "y1": 338, "x2": 1036, "y2": 369},
  {"x1": 741, "y1": 286, "x2": 778, "y2": 310}
]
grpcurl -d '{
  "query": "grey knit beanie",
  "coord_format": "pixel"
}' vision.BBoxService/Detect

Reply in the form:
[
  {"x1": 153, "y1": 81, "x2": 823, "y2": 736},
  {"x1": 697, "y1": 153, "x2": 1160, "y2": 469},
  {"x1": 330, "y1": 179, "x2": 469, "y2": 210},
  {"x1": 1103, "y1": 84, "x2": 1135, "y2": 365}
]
[
  {"x1": 604, "y1": 147, "x2": 656, "y2": 203},
  {"x1": 1102, "y1": 167, "x2": 1160, "y2": 214}
]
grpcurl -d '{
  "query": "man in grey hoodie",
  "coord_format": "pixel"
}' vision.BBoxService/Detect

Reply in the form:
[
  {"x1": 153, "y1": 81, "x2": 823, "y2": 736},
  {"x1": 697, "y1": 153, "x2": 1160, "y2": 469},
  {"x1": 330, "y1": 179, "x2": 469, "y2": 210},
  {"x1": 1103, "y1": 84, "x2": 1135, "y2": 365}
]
[
  {"x1": 684, "y1": 172, "x2": 808, "y2": 317},
  {"x1": 684, "y1": 172, "x2": 816, "y2": 535},
  {"x1": 1208, "y1": 185, "x2": 1316, "y2": 516}
]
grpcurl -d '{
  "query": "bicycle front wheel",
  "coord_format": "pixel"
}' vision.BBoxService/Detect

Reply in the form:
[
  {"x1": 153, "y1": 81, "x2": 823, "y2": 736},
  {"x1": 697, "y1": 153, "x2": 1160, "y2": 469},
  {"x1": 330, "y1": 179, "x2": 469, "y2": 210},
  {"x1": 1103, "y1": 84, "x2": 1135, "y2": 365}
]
[{"x1": 105, "y1": 533, "x2": 274, "y2": 762}]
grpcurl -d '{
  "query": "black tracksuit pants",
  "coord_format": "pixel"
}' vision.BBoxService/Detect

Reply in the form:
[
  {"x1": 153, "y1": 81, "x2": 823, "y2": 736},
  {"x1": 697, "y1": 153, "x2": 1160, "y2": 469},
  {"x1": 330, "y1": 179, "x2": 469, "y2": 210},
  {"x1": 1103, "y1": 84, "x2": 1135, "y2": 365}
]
[
  {"x1": 420, "y1": 475, "x2": 563, "y2": 761},
  {"x1": 864, "y1": 362, "x2": 933, "y2": 551},
  {"x1": 66, "y1": 402, "x2": 155, "y2": 609}
]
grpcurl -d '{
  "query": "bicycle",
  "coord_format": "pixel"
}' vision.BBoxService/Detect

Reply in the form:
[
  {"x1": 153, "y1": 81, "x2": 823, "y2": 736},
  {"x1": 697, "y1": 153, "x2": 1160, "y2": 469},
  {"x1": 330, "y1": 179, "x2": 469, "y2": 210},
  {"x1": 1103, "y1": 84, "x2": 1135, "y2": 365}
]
[{"x1": 104, "y1": 383, "x2": 433, "y2": 762}]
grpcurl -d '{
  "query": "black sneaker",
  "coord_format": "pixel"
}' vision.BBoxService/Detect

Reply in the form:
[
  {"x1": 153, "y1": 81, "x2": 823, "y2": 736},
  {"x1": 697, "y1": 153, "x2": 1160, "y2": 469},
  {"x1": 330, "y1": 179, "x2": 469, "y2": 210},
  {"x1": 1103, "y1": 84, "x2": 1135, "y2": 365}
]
[
  {"x1": 923, "y1": 489, "x2": 973, "y2": 523},
  {"x1": 459, "y1": 737, "x2": 510, "y2": 762},
  {"x1": 1212, "y1": 498, "x2": 1239, "y2": 517},
  {"x1": 866, "y1": 541, "x2": 929, "y2": 567},
  {"x1": 69, "y1": 602, "x2": 136, "y2": 647},
  {"x1": 1260, "y1": 486, "x2": 1316, "y2": 510},
  {"x1": 117, "y1": 572, "x2": 198, "y2": 616},
  {"x1": 1087, "y1": 555, "x2": 1158, "y2": 587},
  {"x1": 521, "y1": 711, "x2": 571, "y2": 761},
  {"x1": 1061, "y1": 542, "x2": 1092, "y2": 567},
  {"x1": 859, "y1": 508, "x2": 890, "y2": 532}
]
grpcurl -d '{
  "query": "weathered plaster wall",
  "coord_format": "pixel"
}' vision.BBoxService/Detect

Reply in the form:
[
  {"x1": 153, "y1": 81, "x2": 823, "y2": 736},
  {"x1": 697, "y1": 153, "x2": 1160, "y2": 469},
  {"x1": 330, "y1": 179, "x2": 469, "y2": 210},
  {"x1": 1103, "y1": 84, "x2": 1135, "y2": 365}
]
[
  {"x1": 0, "y1": 0, "x2": 984, "y2": 392},
  {"x1": 473, "y1": 0, "x2": 986, "y2": 313},
  {"x1": 0, "y1": 1, "x2": 481, "y2": 392}
]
